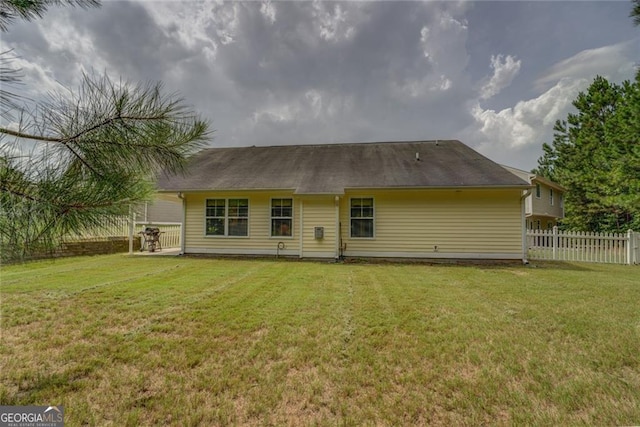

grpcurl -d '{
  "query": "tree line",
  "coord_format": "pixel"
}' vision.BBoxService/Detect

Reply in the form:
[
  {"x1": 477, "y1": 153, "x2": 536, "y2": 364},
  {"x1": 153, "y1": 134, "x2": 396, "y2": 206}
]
[
  {"x1": 535, "y1": 73, "x2": 639, "y2": 233},
  {"x1": 534, "y1": 1, "x2": 639, "y2": 233}
]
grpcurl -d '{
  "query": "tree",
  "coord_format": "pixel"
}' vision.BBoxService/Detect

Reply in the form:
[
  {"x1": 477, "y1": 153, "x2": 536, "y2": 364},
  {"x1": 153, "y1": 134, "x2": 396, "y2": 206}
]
[
  {"x1": 632, "y1": 0, "x2": 640, "y2": 26},
  {"x1": 535, "y1": 75, "x2": 640, "y2": 232},
  {"x1": 0, "y1": 0, "x2": 100, "y2": 31},
  {"x1": 0, "y1": 1, "x2": 210, "y2": 262}
]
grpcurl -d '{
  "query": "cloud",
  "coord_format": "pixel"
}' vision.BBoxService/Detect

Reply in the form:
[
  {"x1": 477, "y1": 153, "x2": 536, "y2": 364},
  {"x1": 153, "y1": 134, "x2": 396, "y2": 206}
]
[
  {"x1": 2, "y1": 0, "x2": 636, "y2": 173},
  {"x1": 390, "y1": 7, "x2": 470, "y2": 99},
  {"x1": 312, "y1": 1, "x2": 355, "y2": 42},
  {"x1": 479, "y1": 54, "x2": 521, "y2": 100},
  {"x1": 3, "y1": 56, "x2": 66, "y2": 99},
  {"x1": 419, "y1": 10, "x2": 469, "y2": 81},
  {"x1": 470, "y1": 77, "x2": 589, "y2": 149},
  {"x1": 535, "y1": 39, "x2": 639, "y2": 91},
  {"x1": 260, "y1": 1, "x2": 276, "y2": 25},
  {"x1": 465, "y1": 35, "x2": 638, "y2": 169}
]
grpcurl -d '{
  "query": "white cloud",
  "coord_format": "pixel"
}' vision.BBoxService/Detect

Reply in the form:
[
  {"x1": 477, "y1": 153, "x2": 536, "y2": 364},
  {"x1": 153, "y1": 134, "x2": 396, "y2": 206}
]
[
  {"x1": 480, "y1": 54, "x2": 521, "y2": 100},
  {"x1": 260, "y1": 1, "x2": 276, "y2": 25},
  {"x1": 251, "y1": 89, "x2": 354, "y2": 127},
  {"x1": 419, "y1": 11, "x2": 468, "y2": 74},
  {"x1": 5, "y1": 56, "x2": 66, "y2": 97},
  {"x1": 312, "y1": 1, "x2": 356, "y2": 42},
  {"x1": 393, "y1": 9, "x2": 469, "y2": 99},
  {"x1": 420, "y1": 26, "x2": 431, "y2": 59},
  {"x1": 141, "y1": 2, "x2": 239, "y2": 58},
  {"x1": 535, "y1": 39, "x2": 638, "y2": 91},
  {"x1": 471, "y1": 77, "x2": 589, "y2": 148},
  {"x1": 393, "y1": 74, "x2": 453, "y2": 98}
]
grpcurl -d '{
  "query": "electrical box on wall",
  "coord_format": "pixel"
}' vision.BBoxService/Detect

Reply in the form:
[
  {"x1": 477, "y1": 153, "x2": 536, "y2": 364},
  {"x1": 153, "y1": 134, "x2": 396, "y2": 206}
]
[{"x1": 314, "y1": 227, "x2": 324, "y2": 239}]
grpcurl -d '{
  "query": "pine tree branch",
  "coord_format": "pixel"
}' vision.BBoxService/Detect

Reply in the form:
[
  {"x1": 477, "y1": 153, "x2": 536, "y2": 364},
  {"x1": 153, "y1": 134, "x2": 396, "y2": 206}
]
[
  {"x1": 0, "y1": 114, "x2": 172, "y2": 143},
  {"x1": 0, "y1": 127, "x2": 60, "y2": 142},
  {"x1": 0, "y1": 184, "x2": 39, "y2": 202},
  {"x1": 1, "y1": 183, "x2": 135, "y2": 210}
]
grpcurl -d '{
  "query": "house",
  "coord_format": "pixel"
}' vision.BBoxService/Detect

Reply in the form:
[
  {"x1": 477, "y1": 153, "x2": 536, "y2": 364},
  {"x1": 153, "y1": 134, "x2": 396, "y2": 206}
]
[
  {"x1": 135, "y1": 199, "x2": 183, "y2": 224},
  {"x1": 502, "y1": 166, "x2": 566, "y2": 230},
  {"x1": 156, "y1": 140, "x2": 532, "y2": 261}
]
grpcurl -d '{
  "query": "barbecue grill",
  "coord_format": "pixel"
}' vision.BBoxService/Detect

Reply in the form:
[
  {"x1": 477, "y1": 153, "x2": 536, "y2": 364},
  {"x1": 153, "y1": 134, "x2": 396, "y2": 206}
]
[{"x1": 139, "y1": 227, "x2": 163, "y2": 252}]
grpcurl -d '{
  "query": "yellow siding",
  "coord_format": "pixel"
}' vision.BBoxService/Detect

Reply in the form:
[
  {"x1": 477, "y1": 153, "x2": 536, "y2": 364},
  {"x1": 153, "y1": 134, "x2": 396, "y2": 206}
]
[
  {"x1": 340, "y1": 189, "x2": 523, "y2": 258},
  {"x1": 300, "y1": 196, "x2": 337, "y2": 258},
  {"x1": 184, "y1": 191, "x2": 299, "y2": 256},
  {"x1": 183, "y1": 188, "x2": 524, "y2": 259}
]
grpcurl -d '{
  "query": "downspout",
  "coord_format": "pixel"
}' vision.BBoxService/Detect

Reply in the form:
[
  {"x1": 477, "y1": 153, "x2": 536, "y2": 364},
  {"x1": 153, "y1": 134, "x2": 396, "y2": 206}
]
[
  {"x1": 521, "y1": 189, "x2": 532, "y2": 264},
  {"x1": 178, "y1": 192, "x2": 186, "y2": 255},
  {"x1": 334, "y1": 195, "x2": 340, "y2": 260},
  {"x1": 299, "y1": 199, "x2": 304, "y2": 259}
]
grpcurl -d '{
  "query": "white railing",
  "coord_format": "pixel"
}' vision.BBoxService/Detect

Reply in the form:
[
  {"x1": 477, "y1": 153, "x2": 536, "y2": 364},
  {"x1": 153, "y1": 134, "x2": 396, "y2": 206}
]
[
  {"x1": 135, "y1": 222, "x2": 182, "y2": 249},
  {"x1": 64, "y1": 216, "x2": 130, "y2": 242},
  {"x1": 64, "y1": 216, "x2": 182, "y2": 250},
  {"x1": 527, "y1": 227, "x2": 639, "y2": 265}
]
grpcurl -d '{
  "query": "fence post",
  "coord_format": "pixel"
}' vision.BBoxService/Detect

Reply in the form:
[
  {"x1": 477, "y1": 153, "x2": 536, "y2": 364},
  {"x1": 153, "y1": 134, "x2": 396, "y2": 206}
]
[
  {"x1": 552, "y1": 226, "x2": 558, "y2": 260},
  {"x1": 628, "y1": 229, "x2": 633, "y2": 265},
  {"x1": 128, "y1": 206, "x2": 135, "y2": 255}
]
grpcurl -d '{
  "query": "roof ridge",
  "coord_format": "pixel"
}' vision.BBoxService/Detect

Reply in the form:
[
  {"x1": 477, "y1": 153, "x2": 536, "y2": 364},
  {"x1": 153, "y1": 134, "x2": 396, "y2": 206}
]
[{"x1": 199, "y1": 139, "x2": 458, "y2": 151}]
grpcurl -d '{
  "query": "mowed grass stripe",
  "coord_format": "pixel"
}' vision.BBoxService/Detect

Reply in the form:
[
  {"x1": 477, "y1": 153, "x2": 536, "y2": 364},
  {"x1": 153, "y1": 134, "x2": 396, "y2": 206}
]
[{"x1": 1, "y1": 255, "x2": 639, "y2": 425}]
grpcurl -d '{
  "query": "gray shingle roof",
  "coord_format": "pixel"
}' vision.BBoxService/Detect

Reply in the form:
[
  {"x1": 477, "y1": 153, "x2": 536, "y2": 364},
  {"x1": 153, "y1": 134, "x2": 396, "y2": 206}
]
[{"x1": 157, "y1": 140, "x2": 531, "y2": 194}]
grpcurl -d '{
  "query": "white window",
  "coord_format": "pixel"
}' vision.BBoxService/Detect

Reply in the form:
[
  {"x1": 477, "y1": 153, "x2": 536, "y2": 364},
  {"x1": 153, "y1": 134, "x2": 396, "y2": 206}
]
[
  {"x1": 205, "y1": 198, "x2": 249, "y2": 237},
  {"x1": 549, "y1": 188, "x2": 554, "y2": 206},
  {"x1": 271, "y1": 198, "x2": 293, "y2": 237},
  {"x1": 350, "y1": 198, "x2": 374, "y2": 238},
  {"x1": 535, "y1": 183, "x2": 541, "y2": 198}
]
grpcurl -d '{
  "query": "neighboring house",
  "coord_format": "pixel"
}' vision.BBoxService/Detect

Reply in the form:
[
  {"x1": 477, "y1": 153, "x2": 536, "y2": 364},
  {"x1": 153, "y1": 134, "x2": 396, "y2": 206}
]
[
  {"x1": 157, "y1": 140, "x2": 532, "y2": 261},
  {"x1": 135, "y1": 199, "x2": 183, "y2": 223},
  {"x1": 502, "y1": 165, "x2": 566, "y2": 230}
]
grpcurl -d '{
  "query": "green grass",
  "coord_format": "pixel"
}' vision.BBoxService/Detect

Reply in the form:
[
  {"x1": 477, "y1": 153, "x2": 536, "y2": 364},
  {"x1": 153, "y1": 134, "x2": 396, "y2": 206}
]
[{"x1": 1, "y1": 255, "x2": 639, "y2": 426}]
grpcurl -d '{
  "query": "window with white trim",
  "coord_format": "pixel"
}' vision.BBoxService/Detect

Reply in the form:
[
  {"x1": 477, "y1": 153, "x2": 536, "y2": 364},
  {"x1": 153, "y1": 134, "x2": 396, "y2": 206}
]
[
  {"x1": 549, "y1": 188, "x2": 554, "y2": 206},
  {"x1": 535, "y1": 183, "x2": 541, "y2": 198},
  {"x1": 350, "y1": 197, "x2": 374, "y2": 238},
  {"x1": 271, "y1": 198, "x2": 293, "y2": 237},
  {"x1": 205, "y1": 198, "x2": 248, "y2": 236}
]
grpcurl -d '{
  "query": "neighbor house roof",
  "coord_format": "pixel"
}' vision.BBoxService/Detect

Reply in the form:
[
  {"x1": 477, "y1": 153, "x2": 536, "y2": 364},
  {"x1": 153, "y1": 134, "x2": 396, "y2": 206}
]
[
  {"x1": 157, "y1": 140, "x2": 531, "y2": 195},
  {"x1": 502, "y1": 165, "x2": 567, "y2": 192}
]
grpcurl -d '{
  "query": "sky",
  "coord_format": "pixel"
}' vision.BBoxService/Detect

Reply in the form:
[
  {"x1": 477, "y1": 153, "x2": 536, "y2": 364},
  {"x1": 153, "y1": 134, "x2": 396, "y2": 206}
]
[{"x1": 2, "y1": 0, "x2": 639, "y2": 171}]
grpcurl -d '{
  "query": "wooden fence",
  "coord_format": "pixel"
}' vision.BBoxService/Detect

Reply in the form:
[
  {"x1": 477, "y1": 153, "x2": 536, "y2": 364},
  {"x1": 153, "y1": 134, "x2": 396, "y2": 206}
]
[
  {"x1": 65, "y1": 216, "x2": 182, "y2": 250},
  {"x1": 527, "y1": 227, "x2": 639, "y2": 265}
]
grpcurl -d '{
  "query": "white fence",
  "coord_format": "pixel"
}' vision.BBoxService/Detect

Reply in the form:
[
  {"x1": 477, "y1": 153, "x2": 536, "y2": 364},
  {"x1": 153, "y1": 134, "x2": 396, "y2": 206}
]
[
  {"x1": 527, "y1": 227, "x2": 639, "y2": 265},
  {"x1": 65, "y1": 216, "x2": 182, "y2": 250},
  {"x1": 64, "y1": 216, "x2": 130, "y2": 242}
]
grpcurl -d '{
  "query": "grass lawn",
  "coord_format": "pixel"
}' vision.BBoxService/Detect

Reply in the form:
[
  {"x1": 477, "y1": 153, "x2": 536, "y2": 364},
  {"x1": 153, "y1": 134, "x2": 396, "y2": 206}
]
[{"x1": 1, "y1": 255, "x2": 639, "y2": 426}]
